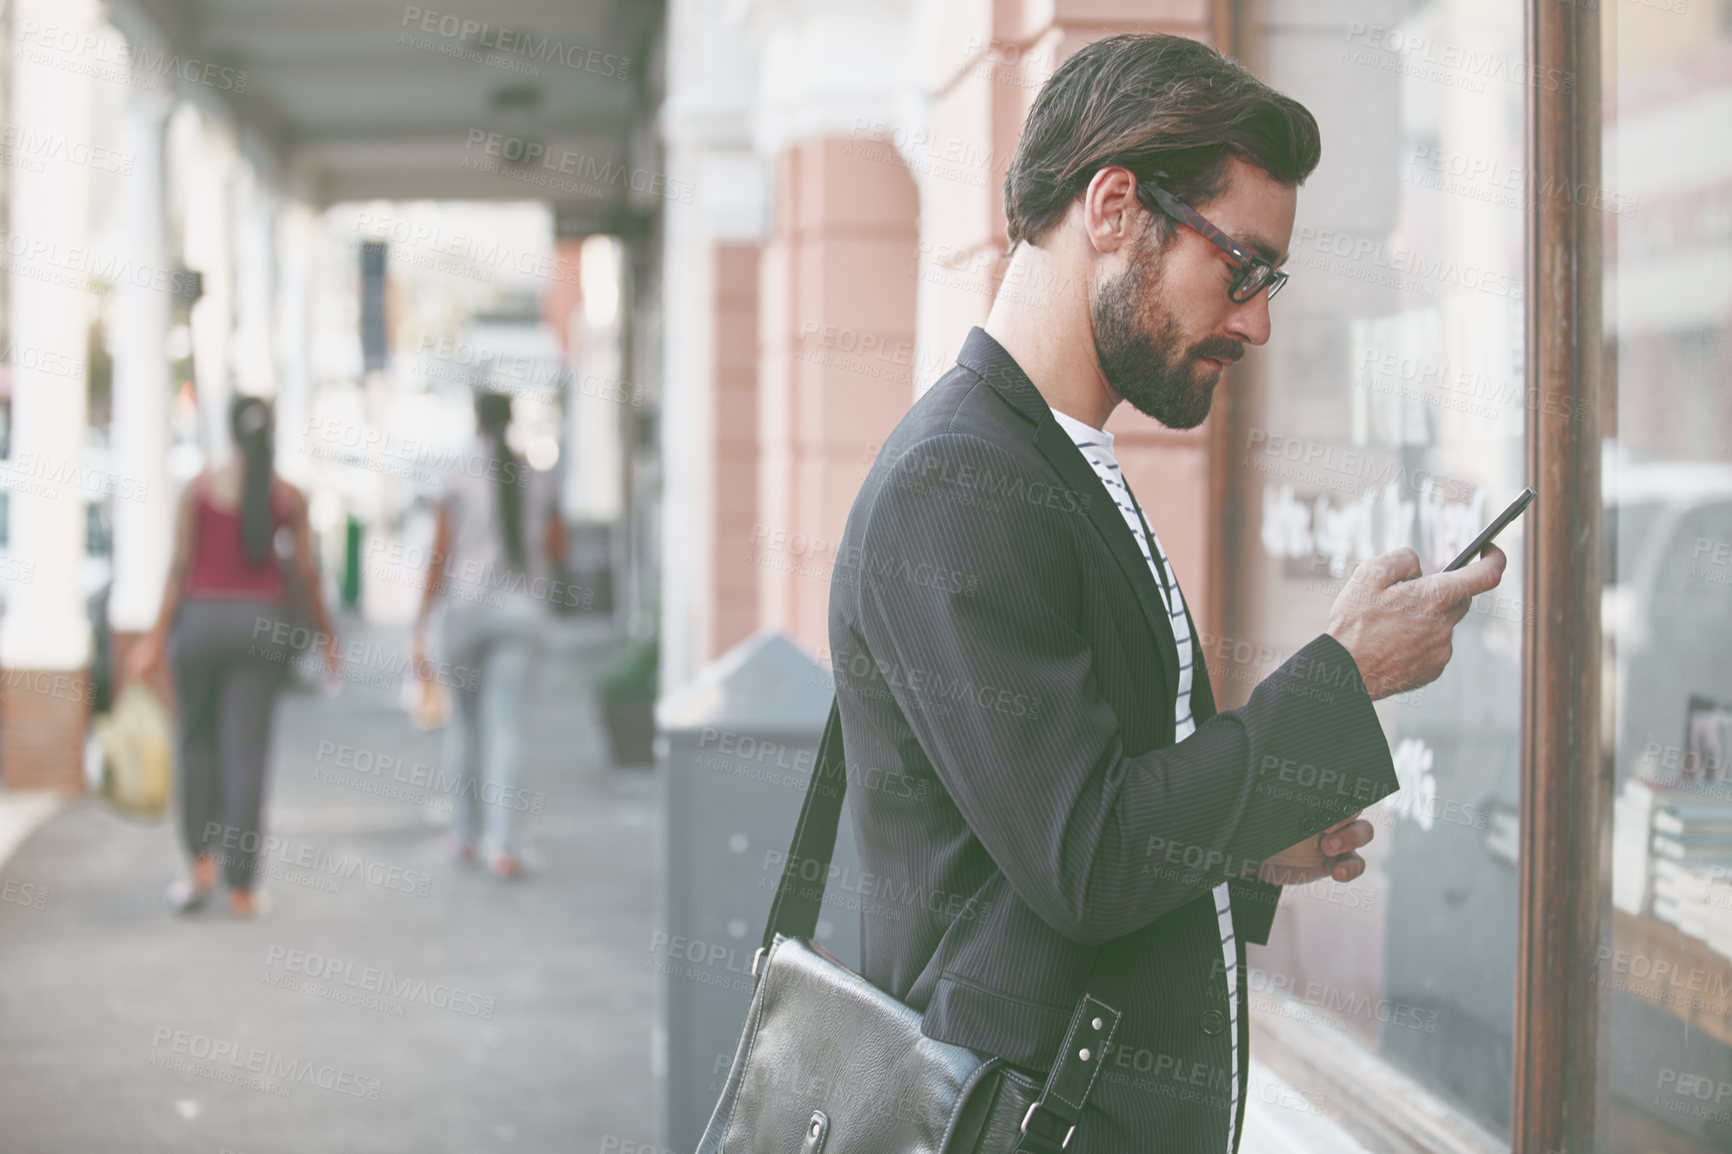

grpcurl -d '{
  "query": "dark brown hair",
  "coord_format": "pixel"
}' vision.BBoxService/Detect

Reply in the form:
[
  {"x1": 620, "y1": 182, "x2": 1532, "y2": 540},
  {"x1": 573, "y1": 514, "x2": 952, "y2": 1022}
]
[
  {"x1": 228, "y1": 395, "x2": 275, "y2": 566},
  {"x1": 474, "y1": 390, "x2": 526, "y2": 572},
  {"x1": 1003, "y1": 33, "x2": 1321, "y2": 247}
]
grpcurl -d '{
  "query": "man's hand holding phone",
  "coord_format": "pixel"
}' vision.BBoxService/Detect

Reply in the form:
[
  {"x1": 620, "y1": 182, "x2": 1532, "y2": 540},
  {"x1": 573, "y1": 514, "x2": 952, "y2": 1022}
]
[{"x1": 1325, "y1": 543, "x2": 1508, "y2": 701}]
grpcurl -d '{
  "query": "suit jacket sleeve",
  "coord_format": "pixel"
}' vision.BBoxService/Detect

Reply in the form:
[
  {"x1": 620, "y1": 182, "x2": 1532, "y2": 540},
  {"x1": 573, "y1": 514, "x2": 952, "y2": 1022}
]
[{"x1": 854, "y1": 432, "x2": 1398, "y2": 948}]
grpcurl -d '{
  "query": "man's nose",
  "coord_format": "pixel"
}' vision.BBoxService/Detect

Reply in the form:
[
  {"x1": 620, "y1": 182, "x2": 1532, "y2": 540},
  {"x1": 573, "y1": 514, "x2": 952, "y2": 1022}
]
[{"x1": 1225, "y1": 290, "x2": 1273, "y2": 347}]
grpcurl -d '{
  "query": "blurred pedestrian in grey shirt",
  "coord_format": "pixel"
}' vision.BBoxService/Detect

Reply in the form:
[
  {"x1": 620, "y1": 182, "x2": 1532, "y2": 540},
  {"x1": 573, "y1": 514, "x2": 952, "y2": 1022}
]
[{"x1": 413, "y1": 391, "x2": 565, "y2": 879}]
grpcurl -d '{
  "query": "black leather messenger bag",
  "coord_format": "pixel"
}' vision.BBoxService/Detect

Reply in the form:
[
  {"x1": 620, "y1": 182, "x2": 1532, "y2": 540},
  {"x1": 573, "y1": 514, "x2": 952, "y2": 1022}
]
[{"x1": 694, "y1": 699, "x2": 1123, "y2": 1154}]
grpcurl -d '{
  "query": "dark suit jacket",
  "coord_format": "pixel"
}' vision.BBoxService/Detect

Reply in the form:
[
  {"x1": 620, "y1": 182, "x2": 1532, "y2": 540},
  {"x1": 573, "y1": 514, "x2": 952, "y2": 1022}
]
[{"x1": 826, "y1": 327, "x2": 1401, "y2": 1152}]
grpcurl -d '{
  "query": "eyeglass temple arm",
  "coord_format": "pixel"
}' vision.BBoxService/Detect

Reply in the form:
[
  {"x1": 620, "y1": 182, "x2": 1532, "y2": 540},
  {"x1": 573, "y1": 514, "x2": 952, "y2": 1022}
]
[{"x1": 1143, "y1": 181, "x2": 1252, "y2": 266}]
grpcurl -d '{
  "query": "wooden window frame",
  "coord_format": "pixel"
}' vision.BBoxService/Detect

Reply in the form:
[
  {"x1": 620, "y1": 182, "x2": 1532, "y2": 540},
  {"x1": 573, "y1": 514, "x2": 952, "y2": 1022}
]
[{"x1": 1513, "y1": 2, "x2": 1606, "y2": 1152}]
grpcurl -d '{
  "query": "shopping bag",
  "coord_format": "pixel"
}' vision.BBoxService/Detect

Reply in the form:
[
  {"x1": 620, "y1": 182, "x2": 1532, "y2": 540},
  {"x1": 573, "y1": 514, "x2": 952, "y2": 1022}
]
[{"x1": 93, "y1": 682, "x2": 176, "y2": 819}]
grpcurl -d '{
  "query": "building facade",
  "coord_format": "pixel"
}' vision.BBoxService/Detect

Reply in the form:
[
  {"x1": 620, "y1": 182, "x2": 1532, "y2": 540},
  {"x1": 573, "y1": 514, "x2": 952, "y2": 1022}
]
[{"x1": 659, "y1": 1, "x2": 1732, "y2": 1151}]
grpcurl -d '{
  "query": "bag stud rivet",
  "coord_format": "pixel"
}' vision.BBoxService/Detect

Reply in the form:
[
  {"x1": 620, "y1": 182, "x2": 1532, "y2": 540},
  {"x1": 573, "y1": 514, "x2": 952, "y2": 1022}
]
[
  {"x1": 1091, "y1": 1017, "x2": 1103, "y2": 1030},
  {"x1": 810, "y1": 1119, "x2": 821, "y2": 1137},
  {"x1": 1079, "y1": 1048, "x2": 1090, "y2": 1061}
]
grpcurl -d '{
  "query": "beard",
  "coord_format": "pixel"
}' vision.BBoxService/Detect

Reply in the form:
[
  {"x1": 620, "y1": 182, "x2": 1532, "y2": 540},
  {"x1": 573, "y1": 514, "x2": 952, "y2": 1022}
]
[{"x1": 1090, "y1": 237, "x2": 1241, "y2": 430}]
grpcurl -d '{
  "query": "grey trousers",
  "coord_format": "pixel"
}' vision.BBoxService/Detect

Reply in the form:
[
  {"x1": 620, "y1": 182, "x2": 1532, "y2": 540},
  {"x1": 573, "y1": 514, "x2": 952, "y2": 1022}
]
[
  {"x1": 439, "y1": 596, "x2": 544, "y2": 857},
  {"x1": 169, "y1": 598, "x2": 293, "y2": 891}
]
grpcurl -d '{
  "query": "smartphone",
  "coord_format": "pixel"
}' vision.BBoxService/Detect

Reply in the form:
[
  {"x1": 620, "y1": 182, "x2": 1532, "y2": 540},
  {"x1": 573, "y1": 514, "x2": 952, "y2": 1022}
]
[{"x1": 1443, "y1": 487, "x2": 1535, "y2": 572}]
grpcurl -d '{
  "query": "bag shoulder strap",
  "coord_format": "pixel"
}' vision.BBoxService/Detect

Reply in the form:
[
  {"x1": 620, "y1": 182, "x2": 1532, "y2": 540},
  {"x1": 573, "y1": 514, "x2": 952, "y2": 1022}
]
[{"x1": 759, "y1": 697, "x2": 846, "y2": 951}]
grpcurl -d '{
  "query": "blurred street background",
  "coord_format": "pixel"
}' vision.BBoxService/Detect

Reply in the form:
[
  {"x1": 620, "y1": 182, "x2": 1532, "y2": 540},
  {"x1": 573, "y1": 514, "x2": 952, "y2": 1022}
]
[{"x1": 0, "y1": 0, "x2": 1724, "y2": 1152}]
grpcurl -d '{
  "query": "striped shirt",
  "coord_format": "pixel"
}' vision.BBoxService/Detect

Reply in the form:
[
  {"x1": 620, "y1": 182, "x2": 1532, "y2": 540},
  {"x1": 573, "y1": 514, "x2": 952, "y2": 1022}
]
[{"x1": 1051, "y1": 407, "x2": 1239, "y2": 1154}]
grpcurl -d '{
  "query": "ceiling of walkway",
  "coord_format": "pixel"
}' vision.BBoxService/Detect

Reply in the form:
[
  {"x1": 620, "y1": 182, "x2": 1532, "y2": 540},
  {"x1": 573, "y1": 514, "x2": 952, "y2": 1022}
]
[{"x1": 110, "y1": 0, "x2": 664, "y2": 217}]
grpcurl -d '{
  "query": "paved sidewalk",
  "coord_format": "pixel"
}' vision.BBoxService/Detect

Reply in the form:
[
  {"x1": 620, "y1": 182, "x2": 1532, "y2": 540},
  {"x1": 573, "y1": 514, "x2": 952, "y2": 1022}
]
[{"x1": 0, "y1": 615, "x2": 669, "y2": 1154}]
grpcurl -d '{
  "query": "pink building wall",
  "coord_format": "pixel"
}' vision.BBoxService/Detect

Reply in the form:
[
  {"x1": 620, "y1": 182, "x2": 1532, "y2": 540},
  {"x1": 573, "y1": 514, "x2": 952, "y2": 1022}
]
[
  {"x1": 711, "y1": 242, "x2": 762, "y2": 657},
  {"x1": 711, "y1": 1, "x2": 1232, "y2": 665},
  {"x1": 756, "y1": 138, "x2": 920, "y2": 659}
]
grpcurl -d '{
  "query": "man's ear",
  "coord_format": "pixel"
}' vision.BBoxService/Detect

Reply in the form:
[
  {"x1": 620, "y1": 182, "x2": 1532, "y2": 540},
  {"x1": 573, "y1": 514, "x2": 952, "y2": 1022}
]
[{"x1": 1081, "y1": 166, "x2": 1142, "y2": 257}]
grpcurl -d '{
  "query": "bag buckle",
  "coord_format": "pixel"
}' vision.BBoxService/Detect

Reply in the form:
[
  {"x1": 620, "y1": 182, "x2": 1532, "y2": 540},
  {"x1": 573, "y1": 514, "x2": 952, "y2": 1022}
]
[
  {"x1": 1020, "y1": 1101, "x2": 1075, "y2": 1150},
  {"x1": 751, "y1": 946, "x2": 767, "y2": 978}
]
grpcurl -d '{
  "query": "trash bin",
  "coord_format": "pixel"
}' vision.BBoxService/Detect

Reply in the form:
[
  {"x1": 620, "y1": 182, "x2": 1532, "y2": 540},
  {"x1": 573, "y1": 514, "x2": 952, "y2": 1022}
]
[{"x1": 655, "y1": 629, "x2": 860, "y2": 1152}]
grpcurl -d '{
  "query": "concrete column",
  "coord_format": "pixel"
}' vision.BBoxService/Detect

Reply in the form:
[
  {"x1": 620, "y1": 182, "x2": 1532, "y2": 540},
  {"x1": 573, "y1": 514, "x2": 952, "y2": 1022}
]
[
  {"x1": 660, "y1": 0, "x2": 769, "y2": 693},
  {"x1": 0, "y1": 0, "x2": 98, "y2": 790},
  {"x1": 273, "y1": 202, "x2": 317, "y2": 487},
  {"x1": 184, "y1": 114, "x2": 237, "y2": 461},
  {"x1": 573, "y1": 235, "x2": 626, "y2": 525},
  {"x1": 107, "y1": 91, "x2": 177, "y2": 699},
  {"x1": 230, "y1": 154, "x2": 276, "y2": 398}
]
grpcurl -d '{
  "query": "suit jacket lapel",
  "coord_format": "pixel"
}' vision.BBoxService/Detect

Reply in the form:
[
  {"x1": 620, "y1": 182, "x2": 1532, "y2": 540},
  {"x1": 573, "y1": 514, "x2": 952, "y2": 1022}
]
[
  {"x1": 1030, "y1": 421, "x2": 1182, "y2": 694},
  {"x1": 956, "y1": 328, "x2": 1181, "y2": 696}
]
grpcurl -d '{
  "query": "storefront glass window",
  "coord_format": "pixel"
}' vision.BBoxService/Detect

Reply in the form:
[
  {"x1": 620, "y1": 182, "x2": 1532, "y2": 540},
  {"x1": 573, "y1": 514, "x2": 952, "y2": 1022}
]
[{"x1": 1234, "y1": 1, "x2": 1530, "y2": 1140}]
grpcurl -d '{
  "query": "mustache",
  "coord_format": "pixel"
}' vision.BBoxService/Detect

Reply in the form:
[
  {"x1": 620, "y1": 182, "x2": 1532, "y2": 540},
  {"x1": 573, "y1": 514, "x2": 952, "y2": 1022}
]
[{"x1": 1191, "y1": 339, "x2": 1244, "y2": 365}]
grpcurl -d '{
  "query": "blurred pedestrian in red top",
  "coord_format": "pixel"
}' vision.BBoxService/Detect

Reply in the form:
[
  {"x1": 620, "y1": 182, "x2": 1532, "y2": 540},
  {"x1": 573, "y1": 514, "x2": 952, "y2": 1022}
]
[{"x1": 128, "y1": 395, "x2": 339, "y2": 918}]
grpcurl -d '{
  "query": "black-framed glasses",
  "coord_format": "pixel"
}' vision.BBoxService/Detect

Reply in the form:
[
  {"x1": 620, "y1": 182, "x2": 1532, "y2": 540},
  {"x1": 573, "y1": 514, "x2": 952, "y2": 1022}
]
[{"x1": 1134, "y1": 178, "x2": 1288, "y2": 303}]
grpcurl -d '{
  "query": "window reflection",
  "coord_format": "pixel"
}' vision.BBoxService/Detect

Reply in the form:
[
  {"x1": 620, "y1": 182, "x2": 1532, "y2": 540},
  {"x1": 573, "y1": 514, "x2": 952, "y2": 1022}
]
[{"x1": 1602, "y1": 1, "x2": 1732, "y2": 1150}]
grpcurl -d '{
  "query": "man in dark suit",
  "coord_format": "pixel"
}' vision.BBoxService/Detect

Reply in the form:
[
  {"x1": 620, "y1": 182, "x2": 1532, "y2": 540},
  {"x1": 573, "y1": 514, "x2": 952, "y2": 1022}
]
[{"x1": 826, "y1": 33, "x2": 1508, "y2": 1153}]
